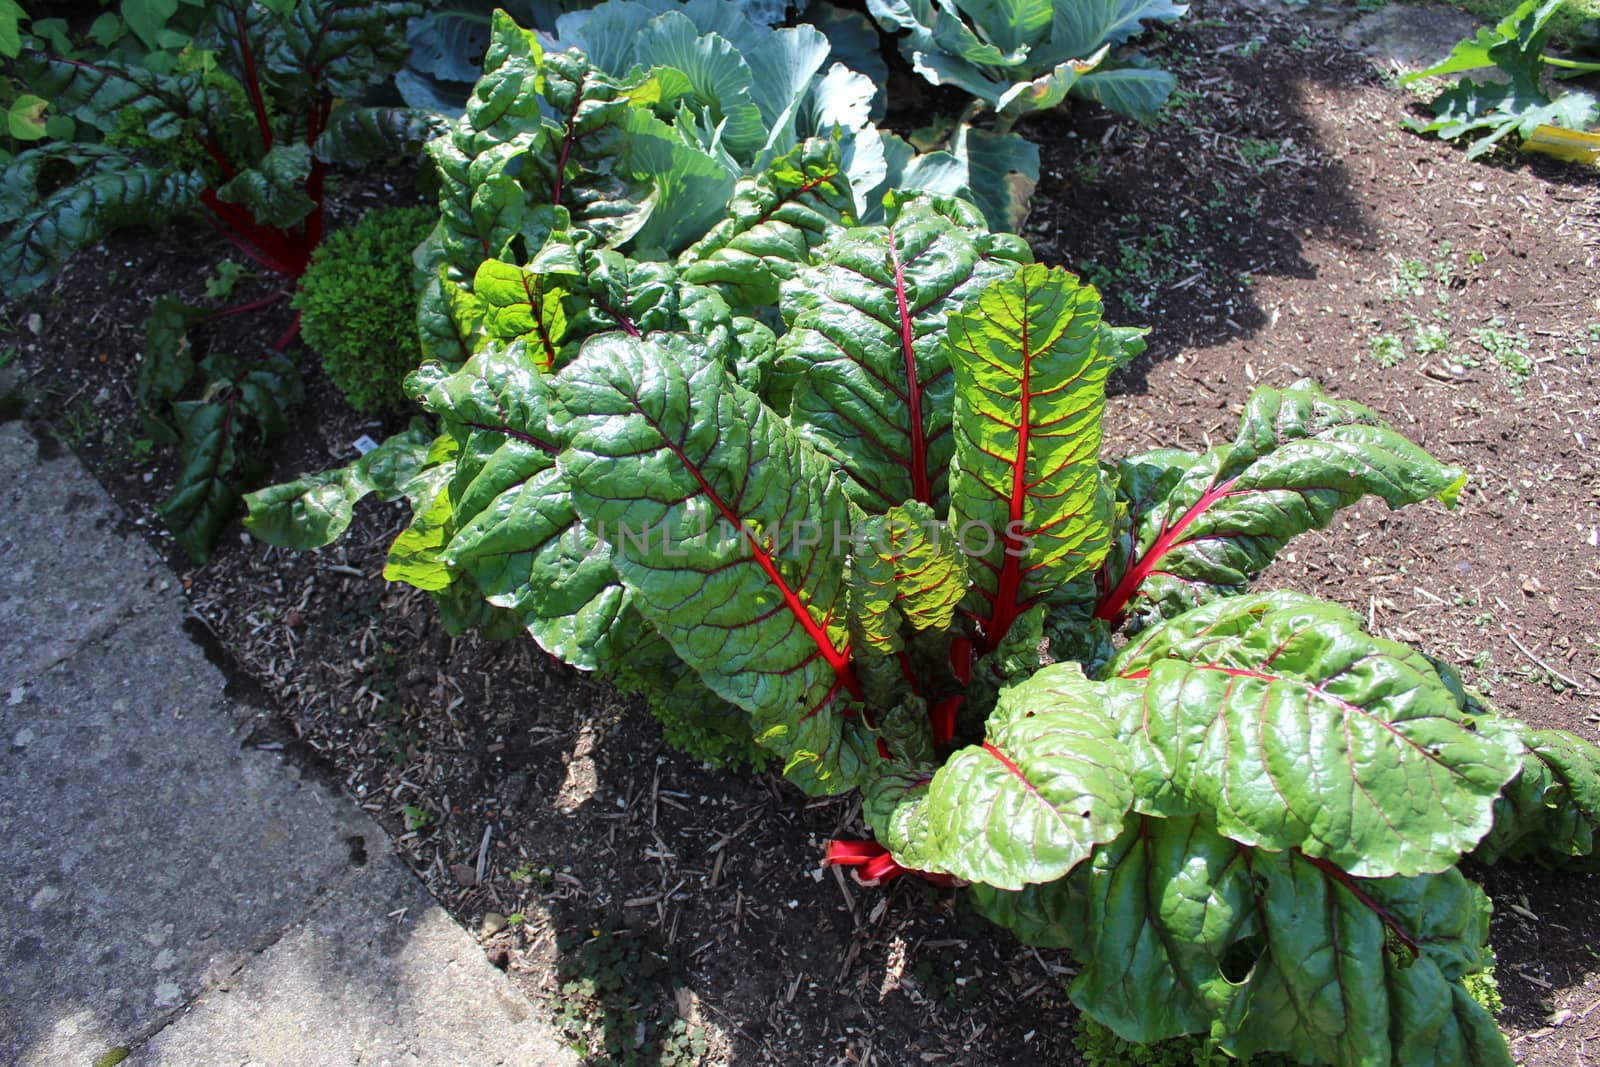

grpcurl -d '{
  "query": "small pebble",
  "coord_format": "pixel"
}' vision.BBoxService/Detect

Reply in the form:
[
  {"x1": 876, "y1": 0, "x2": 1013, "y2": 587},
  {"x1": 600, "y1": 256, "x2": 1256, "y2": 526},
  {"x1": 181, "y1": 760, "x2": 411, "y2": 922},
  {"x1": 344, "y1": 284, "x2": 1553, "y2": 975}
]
[{"x1": 480, "y1": 912, "x2": 508, "y2": 937}]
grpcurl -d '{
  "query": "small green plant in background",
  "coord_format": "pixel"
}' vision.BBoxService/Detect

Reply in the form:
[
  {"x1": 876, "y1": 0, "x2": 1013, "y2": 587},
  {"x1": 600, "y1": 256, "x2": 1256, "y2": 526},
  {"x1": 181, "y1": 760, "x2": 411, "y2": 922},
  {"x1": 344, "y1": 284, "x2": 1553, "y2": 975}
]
[
  {"x1": 294, "y1": 205, "x2": 434, "y2": 412},
  {"x1": 1467, "y1": 317, "x2": 1534, "y2": 391},
  {"x1": 1236, "y1": 136, "x2": 1285, "y2": 170},
  {"x1": 555, "y1": 920, "x2": 701, "y2": 1066},
  {"x1": 1074, "y1": 1015, "x2": 1296, "y2": 1066},
  {"x1": 401, "y1": 804, "x2": 435, "y2": 831},
  {"x1": 1366, "y1": 332, "x2": 1407, "y2": 367}
]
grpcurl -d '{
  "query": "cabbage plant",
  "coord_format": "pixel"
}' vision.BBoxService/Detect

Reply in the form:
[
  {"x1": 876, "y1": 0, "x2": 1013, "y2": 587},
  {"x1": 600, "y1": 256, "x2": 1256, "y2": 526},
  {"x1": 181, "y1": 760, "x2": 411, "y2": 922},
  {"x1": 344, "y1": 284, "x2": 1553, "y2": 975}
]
[
  {"x1": 247, "y1": 17, "x2": 1600, "y2": 1064},
  {"x1": 868, "y1": 0, "x2": 1188, "y2": 126}
]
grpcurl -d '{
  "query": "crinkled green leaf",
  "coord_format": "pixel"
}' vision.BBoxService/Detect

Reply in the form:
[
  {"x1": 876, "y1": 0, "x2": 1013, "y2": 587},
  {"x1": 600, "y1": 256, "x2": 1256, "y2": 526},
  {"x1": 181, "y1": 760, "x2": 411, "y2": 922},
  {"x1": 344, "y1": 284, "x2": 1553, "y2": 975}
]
[
  {"x1": 1108, "y1": 591, "x2": 1522, "y2": 877},
  {"x1": 879, "y1": 662, "x2": 1132, "y2": 888},
  {"x1": 137, "y1": 296, "x2": 206, "y2": 414},
  {"x1": 850, "y1": 499, "x2": 967, "y2": 654},
  {"x1": 948, "y1": 263, "x2": 1114, "y2": 656},
  {"x1": 20, "y1": 53, "x2": 204, "y2": 138},
  {"x1": 314, "y1": 106, "x2": 447, "y2": 166},
  {"x1": 262, "y1": 0, "x2": 421, "y2": 98},
  {"x1": 1098, "y1": 379, "x2": 1467, "y2": 627},
  {"x1": 214, "y1": 143, "x2": 315, "y2": 229},
  {"x1": 558, "y1": 331, "x2": 872, "y2": 793},
  {"x1": 985, "y1": 814, "x2": 1512, "y2": 1067},
  {"x1": 384, "y1": 458, "x2": 458, "y2": 592},
  {"x1": 244, "y1": 422, "x2": 435, "y2": 550},
  {"x1": 159, "y1": 400, "x2": 237, "y2": 563},
  {"x1": 678, "y1": 138, "x2": 854, "y2": 309},
  {"x1": 772, "y1": 194, "x2": 1030, "y2": 511},
  {"x1": 0, "y1": 146, "x2": 204, "y2": 295},
  {"x1": 407, "y1": 345, "x2": 630, "y2": 669},
  {"x1": 1473, "y1": 714, "x2": 1600, "y2": 870}
]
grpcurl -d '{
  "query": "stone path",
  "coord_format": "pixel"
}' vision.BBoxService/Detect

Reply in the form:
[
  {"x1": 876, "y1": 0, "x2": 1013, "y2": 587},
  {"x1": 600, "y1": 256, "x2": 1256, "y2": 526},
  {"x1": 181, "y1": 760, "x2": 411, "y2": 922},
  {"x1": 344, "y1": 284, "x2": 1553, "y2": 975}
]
[{"x1": 0, "y1": 419, "x2": 575, "y2": 1066}]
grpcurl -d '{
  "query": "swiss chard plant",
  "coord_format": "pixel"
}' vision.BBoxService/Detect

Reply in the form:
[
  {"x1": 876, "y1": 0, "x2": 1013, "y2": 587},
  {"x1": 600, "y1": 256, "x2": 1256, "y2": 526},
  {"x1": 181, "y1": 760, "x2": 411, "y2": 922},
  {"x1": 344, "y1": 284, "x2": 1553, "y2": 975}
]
[
  {"x1": 2, "y1": 0, "x2": 444, "y2": 559},
  {"x1": 2, "y1": 0, "x2": 440, "y2": 294},
  {"x1": 246, "y1": 17, "x2": 1600, "y2": 1064},
  {"x1": 867, "y1": 0, "x2": 1187, "y2": 128},
  {"x1": 1402, "y1": 0, "x2": 1600, "y2": 160}
]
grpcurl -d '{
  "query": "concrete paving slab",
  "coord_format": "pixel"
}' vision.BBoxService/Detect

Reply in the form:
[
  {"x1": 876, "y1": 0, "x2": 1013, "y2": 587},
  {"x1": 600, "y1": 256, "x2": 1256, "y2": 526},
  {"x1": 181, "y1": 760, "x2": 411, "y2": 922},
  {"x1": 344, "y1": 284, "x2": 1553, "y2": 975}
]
[
  {"x1": 139, "y1": 855, "x2": 576, "y2": 1067},
  {"x1": 0, "y1": 608, "x2": 373, "y2": 1066},
  {"x1": 0, "y1": 418, "x2": 576, "y2": 1066},
  {"x1": 0, "y1": 421, "x2": 170, "y2": 692}
]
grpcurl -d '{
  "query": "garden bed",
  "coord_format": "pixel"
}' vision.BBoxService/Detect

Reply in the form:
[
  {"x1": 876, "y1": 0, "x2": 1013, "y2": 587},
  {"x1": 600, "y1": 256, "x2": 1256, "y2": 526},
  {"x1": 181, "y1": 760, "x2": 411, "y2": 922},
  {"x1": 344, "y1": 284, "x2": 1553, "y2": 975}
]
[{"x1": 5, "y1": 0, "x2": 1598, "y2": 1062}]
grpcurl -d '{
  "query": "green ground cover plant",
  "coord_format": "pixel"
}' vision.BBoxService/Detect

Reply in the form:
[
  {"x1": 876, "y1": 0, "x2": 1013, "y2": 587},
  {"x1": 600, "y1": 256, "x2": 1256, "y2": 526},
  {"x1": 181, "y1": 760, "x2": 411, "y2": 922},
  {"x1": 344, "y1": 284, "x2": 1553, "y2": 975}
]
[
  {"x1": 294, "y1": 204, "x2": 434, "y2": 412},
  {"x1": 244, "y1": 15, "x2": 1600, "y2": 1063}
]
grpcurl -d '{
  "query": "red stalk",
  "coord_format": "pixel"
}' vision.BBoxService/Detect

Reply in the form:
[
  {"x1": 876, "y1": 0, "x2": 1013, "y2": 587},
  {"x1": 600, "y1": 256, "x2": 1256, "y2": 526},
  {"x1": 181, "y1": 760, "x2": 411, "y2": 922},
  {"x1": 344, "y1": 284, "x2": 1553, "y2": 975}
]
[
  {"x1": 887, "y1": 228, "x2": 932, "y2": 505},
  {"x1": 1298, "y1": 852, "x2": 1421, "y2": 958},
  {"x1": 233, "y1": 7, "x2": 273, "y2": 153},
  {"x1": 270, "y1": 311, "x2": 300, "y2": 352},
  {"x1": 1094, "y1": 476, "x2": 1240, "y2": 624},
  {"x1": 644, "y1": 420, "x2": 860, "y2": 701},
  {"x1": 975, "y1": 307, "x2": 1035, "y2": 655},
  {"x1": 822, "y1": 841, "x2": 955, "y2": 887},
  {"x1": 210, "y1": 290, "x2": 289, "y2": 320}
]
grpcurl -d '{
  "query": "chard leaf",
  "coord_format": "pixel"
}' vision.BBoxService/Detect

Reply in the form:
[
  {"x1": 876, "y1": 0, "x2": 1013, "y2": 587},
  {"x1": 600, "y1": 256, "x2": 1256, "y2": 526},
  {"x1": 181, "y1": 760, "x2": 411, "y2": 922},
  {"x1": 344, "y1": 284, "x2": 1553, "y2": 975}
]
[
  {"x1": 20, "y1": 53, "x2": 204, "y2": 138},
  {"x1": 773, "y1": 194, "x2": 1030, "y2": 511},
  {"x1": 313, "y1": 106, "x2": 447, "y2": 165},
  {"x1": 159, "y1": 400, "x2": 238, "y2": 564},
  {"x1": 678, "y1": 138, "x2": 854, "y2": 309},
  {"x1": 1108, "y1": 592, "x2": 1521, "y2": 877},
  {"x1": 137, "y1": 296, "x2": 206, "y2": 415},
  {"x1": 947, "y1": 264, "x2": 1114, "y2": 655},
  {"x1": 471, "y1": 258, "x2": 571, "y2": 370},
  {"x1": 978, "y1": 814, "x2": 1512, "y2": 1067},
  {"x1": 558, "y1": 332, "x2": 872, "y2": 793},
  {"x1": 408, "y1": 346, "x2": 630, "y2": 669},
  {"x1": 244, "y1": 423, "x2": 436, "y2": 549},
  {"x1": 264, "y1": 0, "x2": 421, "y2": 98},
  {"x1": 1473, "y1": 716, "x2": 1600, "y2": 870},
  {"x1": 0, "y1": 147, "x2": 204, "y2": 295},
  {"x1": 850, "y1": 500, "x2": 967, "y2": 654},
  {"x1": 881, "y1": 662, "x2": 1133, "y2": 888},
  {"x1": 1097, "y1": 380, "x2": 1467, "y2": 627},
  {"x1": 384, "y1": 456, "x2": 458, "y2": 592},
  {"x1": 214, "y1": 143, "x2": 316, "y2": 229}
]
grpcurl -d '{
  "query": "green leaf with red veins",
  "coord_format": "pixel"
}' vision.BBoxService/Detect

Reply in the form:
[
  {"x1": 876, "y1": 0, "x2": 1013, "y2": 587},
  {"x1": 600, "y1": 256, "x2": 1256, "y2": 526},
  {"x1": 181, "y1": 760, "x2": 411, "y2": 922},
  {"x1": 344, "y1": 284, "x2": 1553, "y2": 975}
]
[
  {"x1": 771, "y1": 194, "x2": 1030, "y2": 511},
  {"x1": 405, "y1": 345, "x2": 630, "y2": 670},
  {"x1": 849, "y1": 500, "x2": 967, "y2": 655},
  {"x1": 1107, "y1": 591, "x2": 1521, "y2": 877},
  {"x1": 557, "y1": 332, "x2": 874, "y2": 794},
  {"x1": 1472, "y1": 715, "x2": 1600, "y2": 870},
  {"x1": 976, "y1": 814, "x2": 1512, "y2": 1066},
  {"x1": 1096, "y1": 380, "x2": 1467, "y2": 627},
  {"x1": 471, "y1": 259, "x2": 572, "y2": 371},
  {"x1": 679, "y1": 137, "x2": 855, "y2": 308},
  {"x1": 880, "y1": 662, "x2": 1132, "y2": 888},
  {"x1": 946, "y1": 263, "x2": 1114, "y2": 655},
  {"x1": 244, "y1": 422, "x2": 436, "y2": 550}
]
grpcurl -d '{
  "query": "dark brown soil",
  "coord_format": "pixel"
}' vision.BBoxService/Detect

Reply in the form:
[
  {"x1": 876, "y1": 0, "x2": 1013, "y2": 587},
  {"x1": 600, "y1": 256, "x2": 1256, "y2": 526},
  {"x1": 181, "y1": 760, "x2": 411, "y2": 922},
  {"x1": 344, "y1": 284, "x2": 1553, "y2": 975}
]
[{"x1": 4, "y1": 0, "x2": 1598, "y2": 1063}]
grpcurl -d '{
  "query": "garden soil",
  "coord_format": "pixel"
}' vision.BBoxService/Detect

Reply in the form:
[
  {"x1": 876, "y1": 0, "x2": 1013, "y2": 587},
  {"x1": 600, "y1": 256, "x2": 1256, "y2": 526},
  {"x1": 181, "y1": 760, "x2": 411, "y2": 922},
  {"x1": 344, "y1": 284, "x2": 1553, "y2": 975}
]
[{"x1": 5, "y1": 0, "x2": 1598, "y2": 1062}]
